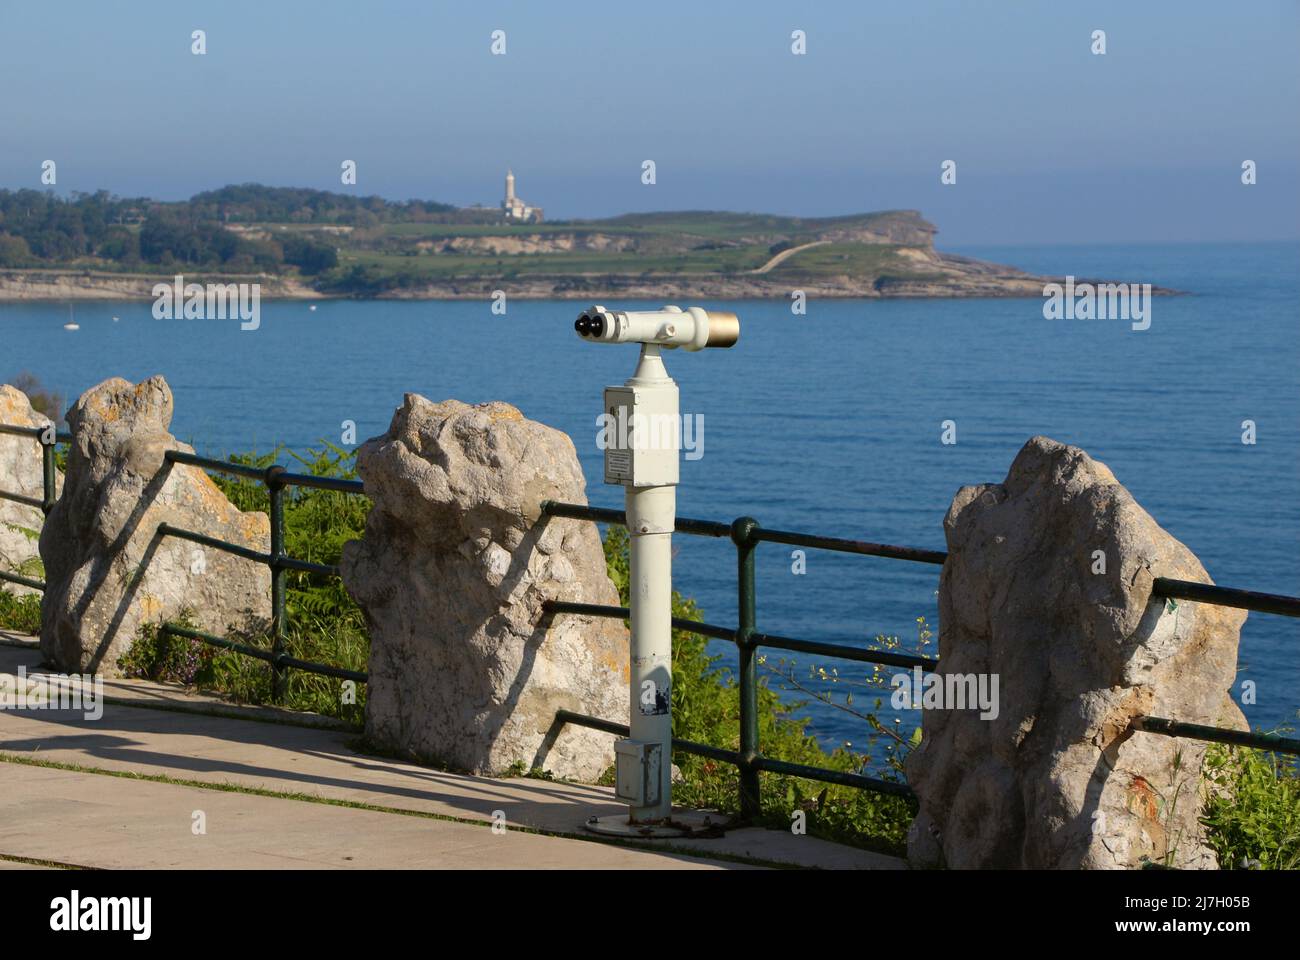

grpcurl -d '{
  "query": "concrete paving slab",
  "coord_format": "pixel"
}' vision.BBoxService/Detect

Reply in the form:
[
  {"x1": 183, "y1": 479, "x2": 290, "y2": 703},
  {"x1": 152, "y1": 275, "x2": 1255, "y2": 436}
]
[
  {"x1": 0, "y1": 765, "x2": 741, "y2": 869},
  {"x1": 0, "y1": 637, "x2": 905, "y2": 869}
]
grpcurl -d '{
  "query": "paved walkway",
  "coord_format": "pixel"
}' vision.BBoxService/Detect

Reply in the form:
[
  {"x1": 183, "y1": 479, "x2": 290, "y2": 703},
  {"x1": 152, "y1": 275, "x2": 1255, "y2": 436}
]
[
  {"x1": 0, "y1": 637, "x2": 904, "y2": 870},
  {"x1": 3, "y1": 764, "x2": 736, "y2": 869}
]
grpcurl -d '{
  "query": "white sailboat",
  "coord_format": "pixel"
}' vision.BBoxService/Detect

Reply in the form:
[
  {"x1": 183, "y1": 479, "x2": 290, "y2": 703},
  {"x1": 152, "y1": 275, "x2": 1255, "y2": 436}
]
[{"x1": 63, "y1": 304, "x2": 80, "y2": 331}]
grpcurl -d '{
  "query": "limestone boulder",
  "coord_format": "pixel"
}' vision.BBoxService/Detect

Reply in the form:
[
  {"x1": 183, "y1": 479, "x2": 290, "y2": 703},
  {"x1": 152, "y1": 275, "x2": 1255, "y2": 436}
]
[
  {"x1": 0, "y1": 386, "x2": 59, "y2": 596},
  {"x1": 341, "y1": 395, "x2": 627, "y2": 781},
  {"x1": 906, "y1": 436, "x2": 1245, "y2": 869},
  {"x1": 40, "y1": 376, "x2": 271, "y2": 673}
]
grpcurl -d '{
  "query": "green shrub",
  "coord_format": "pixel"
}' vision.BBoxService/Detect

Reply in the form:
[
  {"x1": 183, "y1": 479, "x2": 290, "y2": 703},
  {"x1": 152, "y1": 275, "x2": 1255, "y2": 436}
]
[
  {"x1": 0, "y1": 520, "x2": 44, "y2": 634},
  {"x1": 0, "y1": 590, "x2": 42, "y2": 634},
  {"x1": 117, "y1": 442, "x2": 369, "y2": 725},
  {"x1": 200, "y1": 443, "x2": 368, "y2": 724},
  {"x1": 118, "y1": 615, "x2": 216, "y2": 686},
  {"x1": 1202, "y1": 740, "x2": 1300, "y2": 869}
]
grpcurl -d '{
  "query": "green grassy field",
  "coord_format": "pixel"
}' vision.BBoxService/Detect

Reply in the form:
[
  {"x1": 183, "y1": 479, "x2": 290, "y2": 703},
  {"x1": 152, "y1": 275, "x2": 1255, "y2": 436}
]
[
  {"x1": 0, "y1": 206, "x2": 947, "y2": 295},
  {"x1": 764, "y1": 243, "x2": 946, "y2": 282},
  {"x1": 337, "y1": 245, "x2": 774, "y2": 278},
  {"x1": 309, "y1": 209, "x2": 941, "y2": 292}
]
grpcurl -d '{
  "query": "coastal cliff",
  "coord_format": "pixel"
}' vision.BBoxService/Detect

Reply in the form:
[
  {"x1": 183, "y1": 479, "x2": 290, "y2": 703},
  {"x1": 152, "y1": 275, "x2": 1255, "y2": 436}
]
[{"x1": 0, "y1": 201, "x2": 1172, "y2": 301}]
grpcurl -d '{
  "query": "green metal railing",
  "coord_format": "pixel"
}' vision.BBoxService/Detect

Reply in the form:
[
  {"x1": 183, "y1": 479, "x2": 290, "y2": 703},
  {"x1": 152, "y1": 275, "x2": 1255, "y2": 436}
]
[
  {"x1": 0, "y1": 423, "x2": 67, "y2": 591},
  {"x1": 539, "y1": 500, "x2": 1300, "y2": 819},
  {"x1": 3, "y1": 421, "x2": 1299, "y2": 817},
  {"x1": 0, "y1": 424, "x2": 366, "y2": 697},
  {"x1": 155, "y1": 450, "x2": 368, "y2": 697}
]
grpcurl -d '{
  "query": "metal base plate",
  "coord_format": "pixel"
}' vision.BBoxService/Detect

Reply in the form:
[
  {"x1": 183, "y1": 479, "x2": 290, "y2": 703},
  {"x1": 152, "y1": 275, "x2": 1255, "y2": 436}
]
[{"x1": 584, "y1": 809, "x2": 730, "y2": 840}]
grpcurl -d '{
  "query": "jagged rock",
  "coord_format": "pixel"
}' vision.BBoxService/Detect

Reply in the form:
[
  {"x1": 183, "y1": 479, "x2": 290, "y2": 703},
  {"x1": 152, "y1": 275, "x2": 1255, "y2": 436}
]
[
  {"x1": 39, "y1": 376, "x2": 270, "y2": 673},
  {"x1": 906, "y1": 436, "x2": 1245, "y2": 869},
  {"x1": 0, "y1": 386, "x2": 59, "y2": 596},
  {"x1": 341, "y1": 395, "x2": 627, "y2": 781}
]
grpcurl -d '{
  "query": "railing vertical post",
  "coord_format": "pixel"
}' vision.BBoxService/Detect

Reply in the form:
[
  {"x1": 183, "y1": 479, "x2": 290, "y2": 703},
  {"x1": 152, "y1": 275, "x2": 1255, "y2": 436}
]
[
  {"x1": 732, "y1": 516, "x2": 761, "y2": 820},
  {"x1": 39, "y1": 428, "x2": 57, "y2": 515},
  {"x1": 267, "y1": 465, "x2": 287, "y2": 702}
]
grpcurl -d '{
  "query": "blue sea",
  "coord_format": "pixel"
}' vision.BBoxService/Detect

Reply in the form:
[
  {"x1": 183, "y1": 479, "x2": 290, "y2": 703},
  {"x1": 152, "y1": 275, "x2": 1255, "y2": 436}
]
[{"x1": 3, "y1": 241, "x2": 1297, "y2": 771}]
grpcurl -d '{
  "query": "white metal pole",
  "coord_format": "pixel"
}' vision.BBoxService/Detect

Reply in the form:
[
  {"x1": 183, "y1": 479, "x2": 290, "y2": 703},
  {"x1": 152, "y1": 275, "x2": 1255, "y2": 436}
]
[
  {"x1": 626, "y1": 483, "x2": 675, "y2": 821},
  {"x1": 624, "y1": 344, "x2": 677, "y2": 822}
]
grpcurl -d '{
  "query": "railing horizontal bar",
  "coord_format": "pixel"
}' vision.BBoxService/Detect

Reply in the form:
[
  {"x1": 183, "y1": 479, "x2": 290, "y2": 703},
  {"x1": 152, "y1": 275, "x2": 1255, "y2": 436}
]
[
  {"x1": 0, "y1": 425, "x2": 72, "y2": 443},
  {"x1": 753, "y1": 756, "x2": 917, "y2": 799},
  {"x1": 0, "y1": 424, "x2": 42, "y2": 439},
  {"x1": 556, "y1": 710, "x2": 914, "y2": 798},
  {"x1": 753, "y1": 631, "x2": 938, "y2": 671},
  {"x1": 1132, "y1": 716, "x2": 1300, "y2": 756},
  {"x1": 675, "y1": 516, "x2": 732, "y2": 538},
  {"x1": 553, "y1": 710, "x2": 744, "y2": 766},
  {"x1": 544, "y1": 501, "x2": 945, "y2": 555},
  {"x1": 544, "y1": 599, "x2": 627, "y2": 619},
  {"x1": 161, "y1": 622, "x2": 276, "y2": 663},
  {"x1": 554, "y1": 708, "x2": 627, "y2": 737},
  {"x1": 160, "y1": 623, "x2": 367, "y2": 683},
  {"x1": 751, "y1": 527, "x2": 948, "y2": 565},
  {"x1": 673, "y1": 618, "x2": 738, "y2": 642},
  {"x1": 164, "y1": 449, "x2": 267, "y2": 480},
  {"x1": 547, "y1": 601, "x2": 936, "y2": 664},
  {"x1": 274, "y1": 653, "x2": 368, "y2": 683},
  {"x1": 279, "y1": 472, "x2": 364, "y2": 494},
  {"x1": 166, "y1": 450, "x2": 363, "y2": 494},
  {"x1": 1153, "y1": 577, "x2": 1300, "y2": 619},
  {"x1": 0, "y1": 425, "x2": 66, "y2": 442},
  {"x1": 542, "y1": 600, "x2": 737, "y2": 641},
  {"x1": 674, "y1": 739, "x2": 745, "y2": 765},
  {"x1": 158, "y1": 526, "x2": 339, "y2": 578},
  {"x1": 0, "y1": 490, "x2": 43, "y2": 510},
  {"x1": 278, "y1": 556, "x2": 340, "y2": 577},
  {"x1": 157, "y1": 523, "x2": 271, "y2": 565},
  {"x1": 0, "y1": 569, "x2": 45, "y2": 591},
  {"x1": 540, "y1": 500, "x2": 730, "y2": 538},
  {"x1": 541, "y1": 501, "x2": 626, "y2": 525}
]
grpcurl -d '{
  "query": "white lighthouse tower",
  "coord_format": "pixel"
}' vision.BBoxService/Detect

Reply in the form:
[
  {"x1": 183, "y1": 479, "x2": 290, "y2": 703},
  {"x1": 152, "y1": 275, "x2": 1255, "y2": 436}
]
[{"x1": 502, "y1": 169, "x2": 543, "y2": 222}]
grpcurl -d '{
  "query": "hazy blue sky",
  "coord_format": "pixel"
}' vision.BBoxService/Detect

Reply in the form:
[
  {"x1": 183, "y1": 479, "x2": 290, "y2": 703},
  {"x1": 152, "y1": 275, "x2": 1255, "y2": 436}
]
[{"x1": 2, "y1": 1, "x2": 1296, "y2": 244}]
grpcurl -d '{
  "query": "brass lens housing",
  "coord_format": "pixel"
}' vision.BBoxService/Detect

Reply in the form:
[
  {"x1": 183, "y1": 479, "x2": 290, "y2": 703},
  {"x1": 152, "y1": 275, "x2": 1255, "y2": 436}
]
[{"x1": 704, "y1": 310, "x2": 740, "y2": 348}]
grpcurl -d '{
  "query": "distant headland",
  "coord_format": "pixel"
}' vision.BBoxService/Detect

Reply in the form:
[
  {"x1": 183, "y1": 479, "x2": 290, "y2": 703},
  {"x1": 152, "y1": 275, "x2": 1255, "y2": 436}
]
[{"x1": 0, "y1": 181, "x2": 1172, "y2": 301}]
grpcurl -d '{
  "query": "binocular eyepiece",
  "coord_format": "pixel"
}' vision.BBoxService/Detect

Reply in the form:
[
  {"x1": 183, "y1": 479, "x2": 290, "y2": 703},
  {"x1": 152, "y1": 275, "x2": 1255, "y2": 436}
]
[
  {"x1": 574, "y1": 312, "x2": 606, "y2": 338},
  {"x1": 574, "y1": 305, "x2": 740, "y2": 351}
]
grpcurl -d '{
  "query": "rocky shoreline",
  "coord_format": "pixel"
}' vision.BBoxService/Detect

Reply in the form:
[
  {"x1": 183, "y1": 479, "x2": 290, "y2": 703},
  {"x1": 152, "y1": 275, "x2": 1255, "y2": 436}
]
[
  {"x1": 0, "y1": 270, "x2": 319, "y2": 302},
  {"x1": 0, "y1": 253, "x2": 1181, "y2": 302}
]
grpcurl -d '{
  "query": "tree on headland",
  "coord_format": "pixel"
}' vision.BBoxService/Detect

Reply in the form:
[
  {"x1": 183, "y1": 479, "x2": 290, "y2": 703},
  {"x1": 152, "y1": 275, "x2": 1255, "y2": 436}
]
[
  {"x1": 9, "y1": 372, "x2": 65, "y2": 426},
  {"x1": 0, "y1": 233, "x2": 31, "y2": 267},
  {"x1": 0, "y1": 184, "x2": 447, "y2": 277}
]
